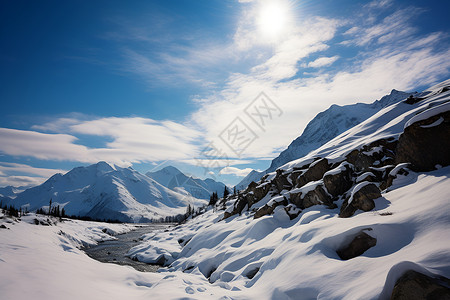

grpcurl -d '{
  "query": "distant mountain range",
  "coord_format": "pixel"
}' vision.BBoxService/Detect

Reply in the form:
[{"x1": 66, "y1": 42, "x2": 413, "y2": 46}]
[
  {"x1": 4, "y1": 162, "x2": 208, "y2": 222},
  {"x1": 146, "y1": 166, "x2": 229, "y2": 200},
  {"x1": 235, "y1": 89, "x2": 413, "y2": 190}
]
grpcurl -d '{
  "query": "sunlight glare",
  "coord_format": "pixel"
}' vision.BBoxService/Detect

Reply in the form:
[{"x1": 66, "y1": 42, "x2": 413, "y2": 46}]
[{"x1": 258, "y1": 1, "x2": 290, "y2": 39}]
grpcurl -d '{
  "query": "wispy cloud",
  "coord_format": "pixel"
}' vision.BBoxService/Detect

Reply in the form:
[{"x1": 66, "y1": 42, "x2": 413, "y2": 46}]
[
  {"x1": 0, "y1": 162, "x2": 67, "y2": 188},
  {"x1": 0, "y1": 117, "x2": 204, "y2": 167},
  {"x1": 306, "y1": 56, "x2": 339, "y2": 68},
  {"x1": 188, "y1": 1, "x2": 450, "y2": 164},
  {"x1": 219, "y1": 166, "x2": 256, "y2": 177}
]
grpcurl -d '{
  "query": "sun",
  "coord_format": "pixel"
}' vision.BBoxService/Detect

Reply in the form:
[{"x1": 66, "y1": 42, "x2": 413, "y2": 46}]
[{"x1": 257, "y1": 1, "x2": 291, "y2": 39}]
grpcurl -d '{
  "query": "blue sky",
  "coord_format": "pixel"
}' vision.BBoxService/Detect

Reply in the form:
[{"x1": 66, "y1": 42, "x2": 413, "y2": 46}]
[{"x1": 0, "y1": 0, "x2": 449, "y2": 188}]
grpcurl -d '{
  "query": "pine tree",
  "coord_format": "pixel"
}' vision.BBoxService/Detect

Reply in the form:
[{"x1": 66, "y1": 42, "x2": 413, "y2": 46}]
[
  {"x1": 223, "y1": 186, "x2": 230, "y2": 199},
  {"x1": 48, "y1": 198, "x2": 52, "y2": 215}
]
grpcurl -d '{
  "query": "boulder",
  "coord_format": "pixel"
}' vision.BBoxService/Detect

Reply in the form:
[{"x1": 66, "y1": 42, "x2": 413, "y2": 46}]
[
  {"x1": 339, "y1": 182, "x2": 381, "y2": 218},
  {"x1": 323, "y1": 163, "x2": 353, "y2": 198},
  {"x1": 284, "y1": 204, "x2": 301, "y2": 220},
  {"x1": 396, "y1": 110, "x2": 450, "y2": 171},
  {"x1": 254, "y1": 196, "x2": 288, "y2": 219},
  {"x1": 336, "y1": 230, "x2": 376, "y2": 260},
  {"x1": 296, "y1": 158, "x2": 330, "y2": 187},
  {"x1": 274, "y1": 169, "x2": 292, "y2": 192},
  {"x1": 223, "y1": 195, "x2": 248, "y2": 219},
  {"x1": 380, "y1": 164, "x2": 410, "y2": 190},
  {"x1": 391, "y1": 270, "x2": 450, "y2": 300},
  {"x1": 346, "y1": 139, "x2": 396, "y2": 172},
  {"x1": 290, "y1": 184, "x2": 332, "y2": 209},
  {"x1": 303, "y1": 185, "x2": 333, "y2": 208}
]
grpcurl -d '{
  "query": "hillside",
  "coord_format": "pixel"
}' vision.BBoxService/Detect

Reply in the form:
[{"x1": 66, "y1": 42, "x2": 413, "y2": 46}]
[
  {"x1": 125, "y1": 79, "x2": 450, "y2": 299},
  {"x1": 235, "y1": 89, "x2": 413, "y2": 190}
]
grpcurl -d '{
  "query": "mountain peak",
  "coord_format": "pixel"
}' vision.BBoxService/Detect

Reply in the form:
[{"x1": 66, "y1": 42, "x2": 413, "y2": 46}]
[{"x1": 94, "y1": 161, "x2": 116, "y2": 172}]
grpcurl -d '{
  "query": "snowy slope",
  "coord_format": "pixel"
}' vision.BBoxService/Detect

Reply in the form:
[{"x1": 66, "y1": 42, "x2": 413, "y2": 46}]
[
  {"x1": 9, "y1": 162, "x2": 206, "y2": 222},
  {"x1": 146, "y1": 166, "x2": 229, "y2": 200},
  {"x1": 0, "y1": 186, "x2": 21, "y2": 198},
  {"x1": 125, "y1": 79, "x2": 450, "y2": 299},
  {"x1": 281, "y1": 79, "x2": 450, "y2": 172},
  {"x1": 235, "y1": 89, "x2": 413, "y2": 190}
]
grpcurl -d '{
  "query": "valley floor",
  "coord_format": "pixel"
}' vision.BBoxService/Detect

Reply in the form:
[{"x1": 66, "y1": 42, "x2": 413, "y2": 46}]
[{"x1": 1, "y1": 167, "x2": 449, "y2": 300}]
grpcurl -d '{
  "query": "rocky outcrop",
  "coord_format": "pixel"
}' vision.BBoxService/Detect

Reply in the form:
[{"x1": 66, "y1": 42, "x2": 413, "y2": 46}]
[
  {"x1": 289, "y1": 183, "x2": 332, "y2": 209},
  {"x1": 284, "y1": 204, "x2": 301, "y2": 220},
  {"x1": 296, "y1": 158, "x2": 330, "y2": 187},
  {"x1": 273, "y1": 169, "x2": 292, "y2": 192},
  {"x1": 336, "y1": 229, "x2": 377, "y2": 260},
  {"x1": 346, "y1": 139, "x2": 397, "y2": 172},
  {"x1": 391, "y1": 270, "x2": 450, "y2": 300},
  {"x1": 323, "y1": 163, "x2": 353, "y2": 198},
  {"x1": 302, "y1": 185, "x2": 333, "y2": 208},
  {"x1": 254, "y1": 197, "x2": 288, "y2": 219},
  {"x1": 396, "y1": 110, "x2": 450, "y2": 171},
  {"x1": 340, "y1": 182, "x2": 381, "y2": 218}
]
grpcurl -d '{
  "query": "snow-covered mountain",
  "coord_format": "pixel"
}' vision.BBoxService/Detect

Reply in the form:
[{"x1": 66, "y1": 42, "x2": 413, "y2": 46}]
[
  {"x1": 235, "y1": 89, "x2": 413, "y2": 190},
  {"x1": 8, "y1": 162, "x2": 206, "y2": 222},
  {"x1": 146, "y1": 166, "x2": 229, "y2": 200},
  {"x1": 124, "y1": 79, "x2": 450, "y2": 299},
  {"x1": 0, "y1": 185, "x2": 21, "y2": 198}
]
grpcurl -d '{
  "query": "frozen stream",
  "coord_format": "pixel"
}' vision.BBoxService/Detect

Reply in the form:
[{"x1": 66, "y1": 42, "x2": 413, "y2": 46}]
[{"x1": 84, "y1": 224, "x2": 173, "y2": 272}]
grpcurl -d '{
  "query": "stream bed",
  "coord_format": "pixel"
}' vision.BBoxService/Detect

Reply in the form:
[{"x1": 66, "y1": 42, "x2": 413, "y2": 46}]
[{"x1": 84, "y1": 224, "x2": 173, "y2": 272}]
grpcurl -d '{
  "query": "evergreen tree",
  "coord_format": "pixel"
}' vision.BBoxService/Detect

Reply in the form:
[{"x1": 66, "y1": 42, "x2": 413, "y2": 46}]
[
  {"x1": 223, "y1": 186, "x2": 230, "y2": 199},
  {"x1": 48, "y1": 198, "x2": 52, "y2": 215},
  {"x1": 209, "y1": 192, "x2": 218, "y2": 206}
]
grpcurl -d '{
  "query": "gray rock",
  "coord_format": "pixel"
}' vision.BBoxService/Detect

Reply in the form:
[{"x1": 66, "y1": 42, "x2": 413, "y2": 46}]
[
  {"x1": 391, "y1": 270, "x2": 450, "y2": 300},
  {"x1": 340, "y1": 183, "x2": 381, "y2": 218},
  {"x1": 396, "y1": 110, "x2": 450, "y2": 171},
  {"x1": 336, "y1": 230, "x2": 376, "y2": 260},
  {"x1": 323, "y1": 163, "x2": 353, "y2": 198}
]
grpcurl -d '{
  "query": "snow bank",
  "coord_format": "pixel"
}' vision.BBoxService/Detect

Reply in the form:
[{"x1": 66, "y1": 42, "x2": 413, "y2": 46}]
[
  {"x1": 127, "y1": 167, "x2": 450, "y2": 299},
  {"x1": 404, "y1": 101, "x2": 450, "y2": 128}
]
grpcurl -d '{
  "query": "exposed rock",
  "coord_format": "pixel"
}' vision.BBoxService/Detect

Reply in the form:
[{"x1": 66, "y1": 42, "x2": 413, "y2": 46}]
[
  {"x1": 391, "y1": 270, "x2": 450, "y2": 300},
  {"x1": 404, "y1": 94, "x2": 424, "y2": 104},
  {"x1": 380, "y1": 164, "x2": 410, "y2": 190},
  {"x1": 336, "y1": 230, "x2": 377, "y2": 260},
  {"x1": 296, "y1": 158, "x2": 330, "y2": 187},
  {"x1": 396, "y1": 110, "x2": 450, "y2": 171},
  {"x1": 284, "y1": 204, "x2": 301, "y2": 220},
  {"x1": 346, "y1": 139, "x2": 396, "y2": 173},
  {"x1": 340, "y1": 182, "x2": 381, "y2": 218},
  {"x1": 223, "y1": 195, "x2": 248, "y2": 219},
  {"x1": 323, "y1": 163, "x2": 354, "y2": 198},
  {"x1": 274, "y1": 170, "x2": 292, "y2": 192},
  {"x1": 303, "y1": 185, "x2": 333, "y2": 208},
  {"x1": 248, "y1": 182, "x2": 271, "y2": 204},
  {"x1": 254, "y1": 197, "x2": 288, "y2": 219},
  {"x1": 355, "y1": 172, "x2": 377, "y2": 183},
  {"x1": 290, "y1": 184, "x2": 332, "y2": 209},
  {"x1": 0, "y1": 224, "x2": 8, "y2": 229},
  {"x1": 369, "y1": 165, "x2": 395, "y2": 182},
  {"x1": 246, "y1": 267, "x2": 260, "y2": 279}
]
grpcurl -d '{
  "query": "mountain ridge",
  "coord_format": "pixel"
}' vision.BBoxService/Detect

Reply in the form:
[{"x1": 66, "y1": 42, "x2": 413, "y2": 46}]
[{"x1": 235, "y1": 89, "x2": 414, "y2": 190}]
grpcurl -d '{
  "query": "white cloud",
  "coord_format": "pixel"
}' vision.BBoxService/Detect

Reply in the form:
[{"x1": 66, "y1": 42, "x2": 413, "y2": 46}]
[
  {"x1": 219, "y1": 166, "x2": 256, "y2": 177},
  {"x1": 0, "y1": 162, "x2": 66, "y2": 188},
  {"x1": 188, "y1": 4, "x2": 450, "y2": 163},
  {"x1": 0, "y1": 117, "x2": 204, "y2": 167},
  {"x1": 307, "y1": 56, "x2": 339, "y2": 68},
  {"x1": 0, "y1": 176, "x2": 45, "y2": 189}
]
